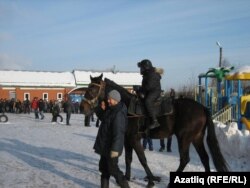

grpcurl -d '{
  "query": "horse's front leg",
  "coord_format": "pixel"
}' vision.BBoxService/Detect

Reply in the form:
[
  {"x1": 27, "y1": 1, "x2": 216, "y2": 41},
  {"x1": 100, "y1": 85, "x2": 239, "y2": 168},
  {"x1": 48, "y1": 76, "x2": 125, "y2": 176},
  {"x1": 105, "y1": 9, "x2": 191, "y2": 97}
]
[
  {"x1": 133, "y1": 137, "x2": 161, "y2": 187},
  {"x1": 124, "y1": 138, "x2": 133, "y2": 180}
]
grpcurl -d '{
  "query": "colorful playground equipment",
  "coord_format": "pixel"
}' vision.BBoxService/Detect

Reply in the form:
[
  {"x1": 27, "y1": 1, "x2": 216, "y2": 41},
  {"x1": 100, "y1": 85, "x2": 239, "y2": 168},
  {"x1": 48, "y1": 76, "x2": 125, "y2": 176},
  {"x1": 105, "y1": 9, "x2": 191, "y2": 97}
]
[
  {"x1": 197, "y1": 66, "x2": 234, "y2": 115},
  {"x1": 197, "y1": 66, "x2": 250, "y2": 130},
  {"x1": 225, "y1": 67, "x2": 250, "y2": 130}
]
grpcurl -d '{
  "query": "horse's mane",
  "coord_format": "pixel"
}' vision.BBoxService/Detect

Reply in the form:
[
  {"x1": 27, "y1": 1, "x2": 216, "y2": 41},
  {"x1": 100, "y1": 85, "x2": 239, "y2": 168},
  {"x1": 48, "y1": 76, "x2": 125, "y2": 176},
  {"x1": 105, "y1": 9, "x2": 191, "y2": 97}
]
[{"x1": 104, "y1": 78, "x2": 134, "y2": 105}]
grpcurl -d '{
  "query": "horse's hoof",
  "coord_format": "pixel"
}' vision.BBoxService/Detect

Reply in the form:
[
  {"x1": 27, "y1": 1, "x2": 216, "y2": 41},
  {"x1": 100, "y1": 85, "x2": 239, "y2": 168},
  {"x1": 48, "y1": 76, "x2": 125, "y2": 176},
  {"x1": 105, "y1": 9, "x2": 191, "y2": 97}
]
[
  {"x1": 153, "y1": 176, "x2": 161, "y2": 182},
  {"x1": 146, "y1": 181, "x2": 155, "y2": 188}
]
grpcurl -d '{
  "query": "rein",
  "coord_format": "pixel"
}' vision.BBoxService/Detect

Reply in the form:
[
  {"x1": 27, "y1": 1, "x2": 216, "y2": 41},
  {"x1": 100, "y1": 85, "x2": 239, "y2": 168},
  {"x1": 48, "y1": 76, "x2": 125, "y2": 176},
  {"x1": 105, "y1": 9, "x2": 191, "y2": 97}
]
[
  {"x1": 128, "y1": 114, "x2": 144, "y2": 118},
  {"x1": 83, "y1": 81, "x2": 106, "y2": 109}
]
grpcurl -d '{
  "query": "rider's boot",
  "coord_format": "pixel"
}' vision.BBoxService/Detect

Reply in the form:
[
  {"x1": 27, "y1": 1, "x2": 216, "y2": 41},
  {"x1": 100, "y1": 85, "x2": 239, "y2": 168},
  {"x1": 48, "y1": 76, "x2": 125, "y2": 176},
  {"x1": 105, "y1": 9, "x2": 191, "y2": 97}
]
[{"x1": 149, "y1": 116, "x2": 160, "y2": 129}]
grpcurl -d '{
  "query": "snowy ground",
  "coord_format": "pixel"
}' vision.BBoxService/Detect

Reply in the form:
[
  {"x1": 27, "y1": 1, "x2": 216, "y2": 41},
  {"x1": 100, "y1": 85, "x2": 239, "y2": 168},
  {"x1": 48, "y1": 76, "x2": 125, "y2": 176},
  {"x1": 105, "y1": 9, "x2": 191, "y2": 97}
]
[{"x1": 0, "y1": 113, "x2": 249, "y2": 188}]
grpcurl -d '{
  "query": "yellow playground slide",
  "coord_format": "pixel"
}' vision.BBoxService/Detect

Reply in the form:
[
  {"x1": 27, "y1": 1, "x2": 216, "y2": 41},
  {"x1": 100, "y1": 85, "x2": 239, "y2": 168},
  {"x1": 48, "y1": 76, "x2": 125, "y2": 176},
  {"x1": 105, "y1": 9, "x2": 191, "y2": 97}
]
[
  {"x1": 240, "y1": 95, "x2": 250, "y2": 131},
  {"x1": 241, "y1": 117, "x2": 250, "y2": 131}
]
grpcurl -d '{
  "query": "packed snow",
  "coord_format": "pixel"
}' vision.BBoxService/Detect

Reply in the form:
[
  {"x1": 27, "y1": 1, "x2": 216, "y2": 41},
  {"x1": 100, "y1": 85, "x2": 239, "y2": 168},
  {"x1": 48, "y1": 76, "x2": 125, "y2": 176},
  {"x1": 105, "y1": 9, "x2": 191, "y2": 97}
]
[{"x1": 0, "y1": 113, "x2": 249, "y2": 188}]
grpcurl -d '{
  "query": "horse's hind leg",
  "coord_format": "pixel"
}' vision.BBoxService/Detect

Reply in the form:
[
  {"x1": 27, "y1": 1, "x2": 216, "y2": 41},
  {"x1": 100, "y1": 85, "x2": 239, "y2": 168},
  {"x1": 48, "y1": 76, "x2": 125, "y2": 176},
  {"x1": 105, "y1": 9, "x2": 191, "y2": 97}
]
[
  {"x1": 176, "y1": 137, "x2": 191, "y2": 171},
  {"x1": 193, "y1": 137, "x2": 210, "y2": 172}
]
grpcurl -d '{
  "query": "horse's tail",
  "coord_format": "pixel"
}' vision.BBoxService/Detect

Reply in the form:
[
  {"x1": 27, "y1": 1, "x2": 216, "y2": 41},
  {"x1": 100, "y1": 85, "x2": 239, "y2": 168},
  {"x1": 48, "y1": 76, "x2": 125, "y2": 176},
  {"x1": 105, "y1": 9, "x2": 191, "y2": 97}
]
[{"x1": 205, "y1": 108, "x2": 229, "y2": 172}]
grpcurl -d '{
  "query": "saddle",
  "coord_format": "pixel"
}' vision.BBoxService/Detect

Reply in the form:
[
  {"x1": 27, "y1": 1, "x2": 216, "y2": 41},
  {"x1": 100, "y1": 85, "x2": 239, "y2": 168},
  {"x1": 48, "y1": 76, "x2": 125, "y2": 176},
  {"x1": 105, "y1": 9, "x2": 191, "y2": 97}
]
[{"x1": 128, "y1": 96, "x2": 173, "y2": 116}]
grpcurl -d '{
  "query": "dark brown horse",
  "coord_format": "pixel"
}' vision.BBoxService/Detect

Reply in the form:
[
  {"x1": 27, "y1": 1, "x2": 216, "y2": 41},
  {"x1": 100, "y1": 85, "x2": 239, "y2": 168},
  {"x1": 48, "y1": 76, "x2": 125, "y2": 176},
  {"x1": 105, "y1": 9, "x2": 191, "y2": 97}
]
[{"x1": 81, "y1": 74, "x2": 229, "y2": 187}]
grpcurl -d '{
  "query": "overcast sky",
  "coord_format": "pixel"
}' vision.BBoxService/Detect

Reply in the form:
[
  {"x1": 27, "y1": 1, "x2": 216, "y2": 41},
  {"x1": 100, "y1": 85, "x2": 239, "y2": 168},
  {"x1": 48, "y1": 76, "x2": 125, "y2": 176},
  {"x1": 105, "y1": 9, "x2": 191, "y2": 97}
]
[{"x1": 1, "y1": 0, "x2": 250, "y2": 90}]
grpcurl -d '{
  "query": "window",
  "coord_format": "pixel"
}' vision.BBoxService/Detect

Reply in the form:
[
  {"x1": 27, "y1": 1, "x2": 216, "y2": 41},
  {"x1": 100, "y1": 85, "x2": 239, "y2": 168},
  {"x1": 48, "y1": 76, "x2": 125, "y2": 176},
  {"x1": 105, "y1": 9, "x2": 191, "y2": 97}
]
[
  {"x1": 9, "y1": 91, "x2": 16, "y2": 100},
  {"x1": 43, "y1": 93, "x2": 48, "y2": 101},
  {"x1": 57, "y1": 93, "x2": 63, "y2": 101},
  {"x1": 24, "y1": 93, "x2": 30, "y2": 100}
]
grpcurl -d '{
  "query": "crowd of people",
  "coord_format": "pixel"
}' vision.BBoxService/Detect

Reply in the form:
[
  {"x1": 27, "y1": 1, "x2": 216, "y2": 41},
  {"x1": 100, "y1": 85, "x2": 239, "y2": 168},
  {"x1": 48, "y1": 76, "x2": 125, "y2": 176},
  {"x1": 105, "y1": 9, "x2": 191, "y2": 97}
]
[
  {"x1": 0, "y1": 97, "x2": 81, "y2": 115},
  {"x1": 0, "y1": 96, "x2": 96, "y2": 127}
]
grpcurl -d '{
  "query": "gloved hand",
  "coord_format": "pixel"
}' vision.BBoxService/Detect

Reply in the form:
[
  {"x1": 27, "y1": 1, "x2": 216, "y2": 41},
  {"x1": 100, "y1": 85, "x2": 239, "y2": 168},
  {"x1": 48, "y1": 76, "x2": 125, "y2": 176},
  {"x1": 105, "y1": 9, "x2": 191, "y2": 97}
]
[
  {"x1": 138, "y1": 91, "x2": 145, "y2": 99},
  {"x1": 110, "y1": 151, "x2": 119, "y2": 158}
]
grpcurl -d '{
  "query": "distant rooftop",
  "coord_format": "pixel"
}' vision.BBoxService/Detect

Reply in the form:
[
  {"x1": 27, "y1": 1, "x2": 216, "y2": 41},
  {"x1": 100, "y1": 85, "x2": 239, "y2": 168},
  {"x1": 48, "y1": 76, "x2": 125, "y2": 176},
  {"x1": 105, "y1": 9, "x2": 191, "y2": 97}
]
[
  {"x1": 0, "y1": 69, "x2": 141, "y2": 87},
  {"x1": 73, "y1": 70, "x2": 141, "y2": 86}
]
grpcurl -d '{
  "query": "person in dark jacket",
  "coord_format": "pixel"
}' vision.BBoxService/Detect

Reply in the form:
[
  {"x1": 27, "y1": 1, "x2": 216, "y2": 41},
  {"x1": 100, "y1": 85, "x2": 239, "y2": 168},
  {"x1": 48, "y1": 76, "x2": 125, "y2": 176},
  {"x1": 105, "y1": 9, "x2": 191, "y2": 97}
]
[
  {"x1": 23, "y1": 97, "x2": 30, "y2": 114},
  {"x1": 38, "y1": 98, "x2": 45, "y2": 120},
  {"x1": 51, "y1": 100, "x2": 60, "y2": 123},
  {"x1": 137, "y1": 59, "x2": 163, "y2": 130},
  {"x1": 63, "y1": 96, "x2": 74, "y2": 125},
  {"x1": 93, "y1": 90, "x2": 130, "y2": 188}
]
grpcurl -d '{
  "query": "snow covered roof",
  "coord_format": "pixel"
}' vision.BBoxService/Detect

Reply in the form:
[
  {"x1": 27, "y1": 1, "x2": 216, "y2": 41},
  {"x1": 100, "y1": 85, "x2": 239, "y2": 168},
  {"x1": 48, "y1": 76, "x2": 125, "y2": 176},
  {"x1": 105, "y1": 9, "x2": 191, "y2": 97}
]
[
  {"x1": 73, "y1": 70, "x2": 142, "y2": 87},
  {"x1": 0, "y1": 70, "x2": 142, "y2": 88},
  {"x1": 0, "y1": 70, "x2": 76, "y2": 87}
]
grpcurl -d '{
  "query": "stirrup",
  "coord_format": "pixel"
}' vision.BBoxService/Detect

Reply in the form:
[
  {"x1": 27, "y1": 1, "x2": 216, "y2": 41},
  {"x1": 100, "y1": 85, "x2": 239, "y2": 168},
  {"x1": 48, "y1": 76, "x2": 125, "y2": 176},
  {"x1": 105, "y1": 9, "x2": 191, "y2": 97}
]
[{"x1": 144, "y1": 129, "x2": 150, "y2": 137}]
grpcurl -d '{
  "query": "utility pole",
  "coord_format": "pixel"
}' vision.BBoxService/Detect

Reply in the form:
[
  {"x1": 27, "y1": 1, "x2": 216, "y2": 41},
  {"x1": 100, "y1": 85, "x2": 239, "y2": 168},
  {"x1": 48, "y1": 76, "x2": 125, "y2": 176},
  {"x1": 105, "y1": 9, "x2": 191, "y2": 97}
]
[
  {"x1": 216, "y1": 41, "x2": 223, "y2": 112},
  {"x1": 216, "y1": 41, "x2": 223, "y2": 67}
]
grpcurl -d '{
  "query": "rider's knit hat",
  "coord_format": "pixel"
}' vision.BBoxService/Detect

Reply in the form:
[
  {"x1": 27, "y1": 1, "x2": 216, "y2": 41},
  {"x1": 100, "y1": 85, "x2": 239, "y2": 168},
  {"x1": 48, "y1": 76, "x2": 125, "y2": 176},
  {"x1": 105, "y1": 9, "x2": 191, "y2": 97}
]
[{"x1": 108, "y1": 90, "x2": 121, "y2": 102}]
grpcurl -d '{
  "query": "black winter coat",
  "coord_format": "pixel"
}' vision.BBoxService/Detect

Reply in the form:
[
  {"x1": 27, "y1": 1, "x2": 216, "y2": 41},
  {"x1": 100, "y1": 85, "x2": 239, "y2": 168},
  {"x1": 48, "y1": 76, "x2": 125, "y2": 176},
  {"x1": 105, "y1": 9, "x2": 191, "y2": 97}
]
[
  {"x1": 52, "y1": 104, "x2": 60, "y2": 116},
  {"x1": 141, "y1": 68, "x2": 161, "y2": 95},
  {"x1": 93, "y1": 102, "x2": 127, "y2": 157},
  {"x1": 38, "y1": 100, "x2": 45, "y2": 111},
  {"x1": 63, "y1": 100, "x2": 73, "y2": 113}
]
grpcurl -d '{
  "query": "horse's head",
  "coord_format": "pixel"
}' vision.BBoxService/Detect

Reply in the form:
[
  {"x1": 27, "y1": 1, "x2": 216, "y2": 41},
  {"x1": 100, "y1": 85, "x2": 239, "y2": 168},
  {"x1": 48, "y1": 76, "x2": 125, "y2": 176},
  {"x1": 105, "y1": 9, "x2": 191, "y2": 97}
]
[{"x1": 81, "y1": 73, "x2": 106, "y2": 115}]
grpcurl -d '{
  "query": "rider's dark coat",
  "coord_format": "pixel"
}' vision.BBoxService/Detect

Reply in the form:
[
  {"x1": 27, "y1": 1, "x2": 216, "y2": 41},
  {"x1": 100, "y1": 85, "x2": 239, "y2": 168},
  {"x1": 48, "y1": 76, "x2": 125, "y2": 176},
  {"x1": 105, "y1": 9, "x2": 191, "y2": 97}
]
[{"x1": 141, "y1": 67, "x2": 162, "y2": 117}]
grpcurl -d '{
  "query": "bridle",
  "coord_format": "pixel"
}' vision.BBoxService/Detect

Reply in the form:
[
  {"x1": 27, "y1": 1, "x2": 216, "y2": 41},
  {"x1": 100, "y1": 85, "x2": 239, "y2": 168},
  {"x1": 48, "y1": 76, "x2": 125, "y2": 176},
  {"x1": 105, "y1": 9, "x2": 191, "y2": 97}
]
[
  {"x1": 83, "y1": 81, "x2": 105, "y2": 109},
  {"x1": 84, "y1": 79, "x2": 144, "y2": 118}
]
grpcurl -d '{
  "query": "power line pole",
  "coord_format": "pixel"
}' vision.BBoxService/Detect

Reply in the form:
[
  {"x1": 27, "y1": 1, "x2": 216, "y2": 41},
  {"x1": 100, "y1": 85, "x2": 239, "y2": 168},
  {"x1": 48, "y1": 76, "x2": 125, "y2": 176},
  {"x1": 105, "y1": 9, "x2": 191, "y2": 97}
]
[{"x1": 216, "y1": 41, "x2": 223, "y2": 67}]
